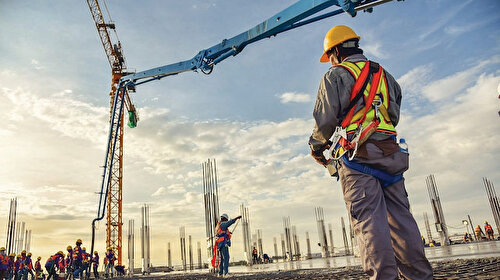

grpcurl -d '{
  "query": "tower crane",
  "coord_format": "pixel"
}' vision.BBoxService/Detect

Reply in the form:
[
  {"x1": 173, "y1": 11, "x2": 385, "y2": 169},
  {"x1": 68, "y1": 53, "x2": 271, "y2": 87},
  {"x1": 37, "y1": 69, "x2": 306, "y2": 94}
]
[
  {"x1": 86, "y1": 0, "x2": 138, "y2": 265},
  {"x1": 89, "y1": 0, "x2": 403, "y2": 264}
]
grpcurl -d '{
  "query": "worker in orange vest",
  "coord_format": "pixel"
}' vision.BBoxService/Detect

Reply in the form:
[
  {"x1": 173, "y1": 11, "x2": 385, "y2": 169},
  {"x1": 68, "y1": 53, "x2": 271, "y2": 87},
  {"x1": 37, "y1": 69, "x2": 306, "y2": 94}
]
[
  {"x1": 212, "y1": 213, "x2": 241, "y2": 277},
  {"x1": 484, "y1": 221, "x2": 494, "y2": 240},
  {"x1": 309, "y1": 25, "x2": 432, "y2": 280},
  {"x1": 475, "y1": 225, "x2": 484, "y2": 241},
  {"x1": 0, "y1": 247, "x2": 7, "y2": 280},
  {"x1": 34, "y1": 257, "x2": 42, "y2": 279}
]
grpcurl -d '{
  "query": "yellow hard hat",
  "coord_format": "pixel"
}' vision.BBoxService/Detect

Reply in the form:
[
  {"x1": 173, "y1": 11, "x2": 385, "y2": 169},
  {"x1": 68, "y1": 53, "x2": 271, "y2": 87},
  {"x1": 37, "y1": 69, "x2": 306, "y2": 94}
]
[
  {"x1": 94, "y1": 251, "x2": 98, "y2": 255},
  {"x1": 21, "y1": 250, "x2": 26, "y2": 254},
  {"x1": 484, "y1": 220, "x2": 488, "y2": 224},
  {"x1": 28, "y1": 253, "x2": 32, "y2": 257},
  {"x1": 82, "y1": 247, "x2": 86, "y2": 251},
  {"x1": 67, "y1": 246, "x2": 72, "y2": 251},
  {"x1": 57, "y1": 251, "x2": 64, "y2": 256},
  {"x1": 0, "y1": 247, "x2": 5, "y2": 251},
  {"x1": 320, "y1": 25, "x2": 360, "y2": 63},
  {"x1": 37, "y1": 257, "x2": 41, "y2": 260},
  {"x1": 9, "y1": 253, "x2": 15, "y2": 257},
  {"x1": 16, "y1": 255, "x2": 21, "y2": 258},
  {"x1": 76, "y1": 239, "x2": 82, "y2": 244}
]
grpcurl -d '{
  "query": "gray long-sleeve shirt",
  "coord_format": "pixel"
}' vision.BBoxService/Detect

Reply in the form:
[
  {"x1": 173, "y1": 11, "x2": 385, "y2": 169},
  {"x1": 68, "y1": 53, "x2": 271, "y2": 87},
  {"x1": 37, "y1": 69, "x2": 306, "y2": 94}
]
[{"x1": 309, "y1": 54, "x2": 402, "y2": 151}]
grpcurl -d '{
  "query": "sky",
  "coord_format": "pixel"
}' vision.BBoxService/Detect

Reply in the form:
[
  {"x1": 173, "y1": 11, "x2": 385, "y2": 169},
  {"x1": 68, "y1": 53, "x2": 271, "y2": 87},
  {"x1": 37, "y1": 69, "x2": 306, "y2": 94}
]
[{"x1": 1, "y1": 0, "x2": 500, "y2": 268}]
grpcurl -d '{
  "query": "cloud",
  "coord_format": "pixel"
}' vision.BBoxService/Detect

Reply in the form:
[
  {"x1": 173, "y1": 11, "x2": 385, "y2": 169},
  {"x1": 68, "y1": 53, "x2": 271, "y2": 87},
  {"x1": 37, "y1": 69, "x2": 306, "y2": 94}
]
[
  {"x1": 418, "y1": 0, "x2": 472, "y2": 40},
  {"x1": 398, "y1": 64, "x2": 433, "y2": 111},
  {"x1": 152, "y1": 187, "x2": 167, "y2": 197},
  {"x1": 31, "y1": 59, "x2": 45, "y2": 70},
  {"x1": 363, "y1": 42, "x2": 387, "y2": 59},
  {"x1": 278, "y1": 92, "x2": 312, "y2": 104},
  {"x1": 422, "y1": 58, "x2": 499, "y2": 102}
]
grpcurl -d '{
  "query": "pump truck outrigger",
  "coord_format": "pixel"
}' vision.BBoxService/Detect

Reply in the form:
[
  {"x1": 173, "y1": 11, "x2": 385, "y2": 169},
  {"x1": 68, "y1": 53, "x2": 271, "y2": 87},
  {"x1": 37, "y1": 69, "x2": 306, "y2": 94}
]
[{"x1": 88, "y1": 0, "x2": 405, "y2": 276}]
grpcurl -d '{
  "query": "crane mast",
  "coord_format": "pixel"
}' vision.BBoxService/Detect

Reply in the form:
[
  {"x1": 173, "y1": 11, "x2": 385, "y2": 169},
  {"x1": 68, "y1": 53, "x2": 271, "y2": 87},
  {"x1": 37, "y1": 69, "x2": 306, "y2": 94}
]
[{"x1": 86, "y1": 0, "x2": 138, "y2": 265}]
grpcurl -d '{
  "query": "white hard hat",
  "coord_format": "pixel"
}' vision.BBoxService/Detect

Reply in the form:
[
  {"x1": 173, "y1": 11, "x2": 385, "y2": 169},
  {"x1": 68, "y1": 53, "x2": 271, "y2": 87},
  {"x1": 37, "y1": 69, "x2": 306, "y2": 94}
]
[{"x1": 221, "y1": 213, "x2": 229, "y2": 220}]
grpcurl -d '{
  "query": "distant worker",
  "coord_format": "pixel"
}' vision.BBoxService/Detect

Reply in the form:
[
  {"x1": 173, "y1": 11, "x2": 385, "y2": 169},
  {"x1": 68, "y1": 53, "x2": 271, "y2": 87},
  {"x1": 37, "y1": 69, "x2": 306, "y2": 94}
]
[
  {"x1": 0, "y1": 247, "x2": 7, "y2": 280},
  {"x1": 66, "y1": 245, "x2": 73, "y2": 275},
  {"x1": 91, "y1": 251, "x2": 99, "y2": 279},
  {"x1": 212, "y1": 213, "x2": 241, "y2": 277},
  {"x1": 105, "y1": 247, "x2": 115, "y2": 278},
  {"x1": 7, "y1": 253, "x2": 15, "y2": 280},
  {"x1": 45, "y1": 251, "x2": 63, "y2": 280},
  {"x1": 421, "y1": 235, "x2": 426, "y2": 246},
  {"x1": 34, "y1": 257, "x2": 42, "y2": 279},
  {"x1": 475, "y1": 225, "x2": 484, "y2": 241},
  {"x1": 309, "y1": 25, "x2": 433, "y2": 279},
  {"x1": 81, "y1": 247, "x2": 89, "y2": 278},
  {"x1": 14, "y1": 255, "x2": 21, "y2": 280},
  {"x1": 73, "y1": 239, "x2": 83, "y2": 279},
  {"x1": 484, "y1": 221, "x2": 494, "y2": 240},
  {"x1": 263, "y1": 253, "x2": 270, "y2": 263},
  {"x1": 25, "y1": 252, "x2": 35, "y2": 280},
  {"x1": 252, "y1": 247, "x2": 258, "y2": 264}
]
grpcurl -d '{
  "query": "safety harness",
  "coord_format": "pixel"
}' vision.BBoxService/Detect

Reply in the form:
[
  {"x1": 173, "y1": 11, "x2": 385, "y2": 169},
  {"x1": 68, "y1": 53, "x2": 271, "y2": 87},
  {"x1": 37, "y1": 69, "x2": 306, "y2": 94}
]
[
  {"x1": 327, "y1": 60, "x2": 402, "y2": 188},
  {"x1": 211, "y1": 221, "x2": 232, "y2": 268}
]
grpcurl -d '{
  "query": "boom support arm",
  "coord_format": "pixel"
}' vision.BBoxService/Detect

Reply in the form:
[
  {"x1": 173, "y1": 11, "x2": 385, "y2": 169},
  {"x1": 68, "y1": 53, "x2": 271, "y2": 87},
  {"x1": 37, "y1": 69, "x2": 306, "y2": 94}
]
[{"x1": 121, "y1": 0, "x2": 396, "y2": 86}]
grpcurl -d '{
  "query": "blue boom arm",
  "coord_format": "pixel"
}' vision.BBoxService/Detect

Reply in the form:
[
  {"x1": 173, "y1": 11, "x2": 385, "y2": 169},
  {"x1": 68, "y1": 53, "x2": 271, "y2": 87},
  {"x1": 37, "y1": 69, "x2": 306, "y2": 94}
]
[
  {"x1": 90, "y1": 0, "x2": 400, "y2": 260},
  {"x1": 121, "y1": 0, "x2": 397, "y2": 86}
]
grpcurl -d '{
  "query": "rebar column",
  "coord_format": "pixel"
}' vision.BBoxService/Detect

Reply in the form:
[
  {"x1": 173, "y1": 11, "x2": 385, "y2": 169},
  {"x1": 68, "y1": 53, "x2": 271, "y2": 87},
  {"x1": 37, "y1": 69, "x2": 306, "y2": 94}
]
[
  {"x1": 197, "y1": 241, "x2": 202, "y2": 269},
  {"x1": 167, "y1": 242, "x2": 172, "y2": 268},
  {"x1": 280, "y1": 234, "x2": 286, "y2": 261},
  {"x1": 5, "y1": 198, "x2": 17, "y2": 255},
  {"x1": 315, "y1": 207, "x2": 329, "y2": 258},
  {"x1": 328, "y1": 224, "x2": 334, "y2": 255},
  {"x1": 283, "y1": 217, "x2": 293, "y2": 261},
  {"x1": 273, "y1": 237, "x2": 278, "y2": 260},
  {"x1": 127, "y1": 220, "x2": 134, "y2": 276},
  {"x1": 180, "y1": 227, "x2": 187, "y2": 271},
  {"x1": 257, "y1": 230, "x2": 263, "y2": 260},
  {"x1": 202, "y1": 159, "x2": 220, "y2": 264},
  {"x1": 341, "y1": 217, "x2": 350, "y2": 255},
  {"x1": 292, "y1": 226, "x2": 300, "y2": 260},
  {"x1": 240, "y1": 204, "x2": 252, "y2": 265},
  {"x1": 140, "y1": 205, "x2": 151, "y2": 274},
  {"x1": 426, "y1": 174, "x2": 449, "y2": 246},
  {"x1": 305, "y1": 232, "x2": 311, "y2": 259},
  {"x1": 189, "y1": 235, "x2": 193, "y2": 270},
  {"x1": 483, "y1": 177, "x2": 500, "y2": 235},
  {"x1": 423, "y1": 212, "x2": 433, "y2": 244}
]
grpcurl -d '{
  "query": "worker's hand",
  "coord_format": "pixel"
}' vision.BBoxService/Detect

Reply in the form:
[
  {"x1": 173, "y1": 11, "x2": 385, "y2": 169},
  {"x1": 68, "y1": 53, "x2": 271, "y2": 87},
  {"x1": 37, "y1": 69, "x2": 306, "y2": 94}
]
[
  {"x1": 310, "y1": 142, "x2": 331, "y2": 166},
  {"x1": 235, "y1": 215, "x2": 242, "y2": 220}
]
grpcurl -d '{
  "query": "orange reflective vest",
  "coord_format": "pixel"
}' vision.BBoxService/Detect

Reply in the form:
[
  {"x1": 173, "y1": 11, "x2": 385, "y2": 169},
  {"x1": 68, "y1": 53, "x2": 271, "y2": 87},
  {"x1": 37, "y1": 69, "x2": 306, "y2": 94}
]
[
  {"x1": 475, "y1": 226, "x2": 481, "y2": 233},
  {"x1": 485, "y1": 224, "x2": 493, "y2": 233},
  {"x1": 337, "y1": 60, "x2": 397, "y2": 136},
  {"x1": 215, "y1": 222, "x2": 232, "y2": 244}
]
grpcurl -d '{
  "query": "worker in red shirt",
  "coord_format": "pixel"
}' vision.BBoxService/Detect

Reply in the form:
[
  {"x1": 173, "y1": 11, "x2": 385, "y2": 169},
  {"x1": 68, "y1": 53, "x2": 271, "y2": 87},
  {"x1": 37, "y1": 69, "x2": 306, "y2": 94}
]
[
  {"x1": 484, "y1": 221, "x2": 495, "y2": 240},
  {"x1": 91, "y1": 251, "x2": 100, "y2": 279},
  {"x1": 35, "y1": 257, "x2": 42, "y2": 279},
  {"x1": 0, "y1": 247, "x2": 8, "y2": 280},
  {"x1": 25, "y1": 252, "x2": 35, "y2": 280}
]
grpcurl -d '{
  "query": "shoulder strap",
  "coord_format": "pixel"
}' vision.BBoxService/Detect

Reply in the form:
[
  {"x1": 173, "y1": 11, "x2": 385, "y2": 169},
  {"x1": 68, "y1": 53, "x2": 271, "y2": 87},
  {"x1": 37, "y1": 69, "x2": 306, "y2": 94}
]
[{"x1": 340, "y1": 61, "x2": 379, "y2": 128}]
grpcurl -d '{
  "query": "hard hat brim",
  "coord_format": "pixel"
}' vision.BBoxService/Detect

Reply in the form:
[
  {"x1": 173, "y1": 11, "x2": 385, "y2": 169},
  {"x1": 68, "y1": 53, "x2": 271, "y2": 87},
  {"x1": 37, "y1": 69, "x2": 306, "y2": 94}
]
[{"x1": 320, "y1": 52, "x2": 330, "y2": 63}]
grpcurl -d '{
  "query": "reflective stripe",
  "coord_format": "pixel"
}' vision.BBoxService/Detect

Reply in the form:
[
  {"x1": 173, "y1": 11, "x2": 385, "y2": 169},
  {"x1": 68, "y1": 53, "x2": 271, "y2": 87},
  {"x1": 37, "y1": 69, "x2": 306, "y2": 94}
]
[{"x1": 337, "y1": 61, "x2": 396, "y2": 135}]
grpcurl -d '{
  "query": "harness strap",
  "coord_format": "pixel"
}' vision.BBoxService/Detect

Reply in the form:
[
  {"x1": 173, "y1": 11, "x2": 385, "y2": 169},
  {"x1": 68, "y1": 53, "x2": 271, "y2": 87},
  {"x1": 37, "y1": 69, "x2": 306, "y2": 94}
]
[
  {"x1": 340, "y1": 156, "x2": 402, "y2": 188},
  {"x1": 340, "y1": 61, "x2": 380, "y2": 128}
]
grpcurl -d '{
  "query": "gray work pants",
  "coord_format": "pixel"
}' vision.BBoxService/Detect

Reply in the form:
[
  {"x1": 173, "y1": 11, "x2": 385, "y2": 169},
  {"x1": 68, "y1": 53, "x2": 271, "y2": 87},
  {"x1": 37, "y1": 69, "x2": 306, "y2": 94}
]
[{"x1": 339, "y1": 143, "x2": 433, "y2": 280}]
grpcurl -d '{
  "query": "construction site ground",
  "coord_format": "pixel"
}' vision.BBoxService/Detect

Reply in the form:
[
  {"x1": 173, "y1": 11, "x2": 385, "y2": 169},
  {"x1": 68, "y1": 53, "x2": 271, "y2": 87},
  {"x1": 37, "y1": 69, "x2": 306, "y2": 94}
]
[{"x1": 114, "y1": 257, "x2": 500, "y2": 280}]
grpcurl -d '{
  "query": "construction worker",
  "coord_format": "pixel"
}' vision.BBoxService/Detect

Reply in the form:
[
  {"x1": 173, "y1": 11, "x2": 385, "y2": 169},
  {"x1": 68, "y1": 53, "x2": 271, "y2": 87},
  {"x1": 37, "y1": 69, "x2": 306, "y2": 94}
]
[
  {"x1": 91, "y1": 251, "x2": 99, "y2": 279},
  {"x1": 24, "y1": 252, "x2": 34, "y2": 280},
  {"x1": 45, "y1": 252, "x2": 63, "y2": 280},
  {"x1": 309, "y1": 25, "x2": 433, "y2": 280},
  {"x1": 14, "y1": 255, "x2": 22, "y2": 280},
  {"x1": 65, "y1": 245, "x2": 73, "y2": 276},
  {"x1": 105, "y1": 247, "x2": 115, "y2": 278},
  {"x1": 34, "y1": 257, "x2": 42, "y2": 280},
  {"x1": 213, "y1": 213, "x2": 241, "y2": 277},
  {"x1": 484, "y1": 221, "x2": 494, "y2": 240},
  {"x1": 73, "y1": 239, "x2": 83, "y2": 279},
  {"x1": 0, "y1": 247, "x2": 7, "y2": 280},
  {"x1": 475, "y1": 225, "x2": 484, "y2": 241},
  {"x1": 252, "y1": 247, "x2": 258, "y2": 264},
  {"x1": 7, "y1": 253, "x2": 15, "y2": 280}
]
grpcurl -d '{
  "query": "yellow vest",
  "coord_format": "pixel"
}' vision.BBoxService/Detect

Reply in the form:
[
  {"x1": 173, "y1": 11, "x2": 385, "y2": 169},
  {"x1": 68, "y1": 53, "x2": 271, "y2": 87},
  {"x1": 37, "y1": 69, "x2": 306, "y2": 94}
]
[{"x1": 337, "y1": 61, "x2": 397, "y2": 135}]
